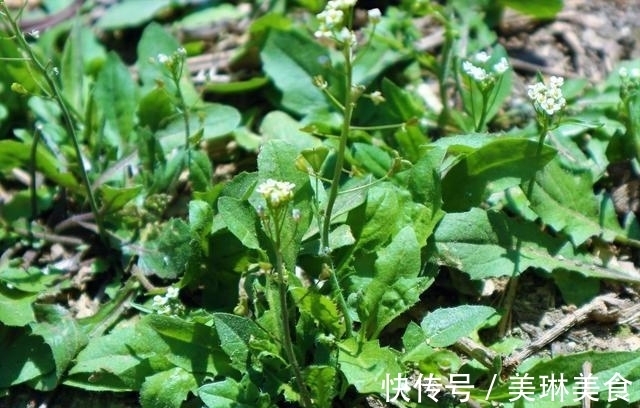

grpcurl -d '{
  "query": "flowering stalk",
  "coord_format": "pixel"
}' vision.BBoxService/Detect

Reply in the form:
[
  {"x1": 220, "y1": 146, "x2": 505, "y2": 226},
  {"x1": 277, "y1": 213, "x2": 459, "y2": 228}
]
[
  {"x1": 255, "y1": 179, "x2": 313, "y2": 408},
  {"x1": 156, "y1": 48, "x2": 191, "y2": 167},
  {"x1": 460, "y1": 51, "x2": 510, "y2": 132},
  {"x1": 0, "y1": 3, "x2": 108, "y2": 246},
  {"x1": 499, "y1": 75, "x2": 566, "y2": 336}
]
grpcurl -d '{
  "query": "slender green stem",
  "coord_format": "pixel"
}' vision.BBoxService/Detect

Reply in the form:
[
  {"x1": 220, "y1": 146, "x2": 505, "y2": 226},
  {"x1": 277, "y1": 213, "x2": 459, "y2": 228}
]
[
  {"x1": 174, "y1": 75, "x2": 191, "y2": 168},
  {"x1": 274, "y1": 245, "x2": 313, "y2": 408},
  {"x1": 498, "y1": 121, "x2": 548, "y2": 336},
  {"x1": 476, "y1": 90, "x2": 490, "y2": 132},
  {"x1": 321, "y1": 42, "x2": 354, "y2": 338},
  {"x1": 29, "y1": 124, "x2": 42, "y2": 239},
  {"x1": 1, "y1": 4, "x2": 108, "y2": 247}
]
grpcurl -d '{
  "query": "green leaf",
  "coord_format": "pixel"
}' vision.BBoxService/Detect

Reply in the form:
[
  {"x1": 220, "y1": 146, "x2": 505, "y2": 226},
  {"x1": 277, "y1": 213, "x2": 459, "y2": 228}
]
[
  {"x1": 256, "y1": 140, "x2": 313, "y2": 269},
  {"x1": 94, "y1": 52, "x2": 137, "y2": 145},
  {"x1": 0, "y1": 140, "x2": 79, "y2": 190},
  {"x1": 530, "y1": 157, "x2": 619, "y2": 245},
  {"x1": 137, "y1": 219, "x2": 192, "y2": 279},
  {"x1": 138, "y1": 86, "x2": 175, "y2": 131},
  {"x1": 218, "y1": 197, "x2": 261, "y2": 250},
  {"x1": 338, "y1": 338, "x2": 403, "y2": 394},
  {"x1": 303, "y1": 365, "x2": 338, "y2": 408},
  {"x1": 0, "y1": 284, "x2": 37, "y2": 326},
  {"x1": 381, "y1": 77, "x2": 424, "y2": 122},
  {"x1": 435, "y1": 208, "x2": 640, "y2": 282},
  {"x1": 442, "y1": 137, "x2": 556, "y2": 211},
  {"x1": 260, "y1": 29, "x2": 330, "y2": 116},
  {"x1": 190, "y1": 150, "x2": 213, "y2": 192},
  {"x1": 0, "y1": 267, "x2": 58, "y2": 293},
  {"x1": 60, "y1": 21, "x2": 84, "y2": 113},
  {"x1": 259, "y1": 111, "x2": 320, "y2": 151},
  {"x1": 157, "y1": 103, "x2": 241, "y2": 151},
  {"x1": 99, "y1": 184, "x2": 143, "y2": 213},
  {"x1": 488, "y1": 351, "x2": 640, "y2": 405},
  {"x1": 0, "y1": 327, "x2": 55, "y2": 388},
  {"x1": 31, "y1": 305, "x2": 88, "y2": 381},
  {"x1": 203, "y1": 76, "x2": 269, "y2": 94},
  {"x1": 97, "y1": 0, "x2": 172, "y2": 29},
  {"x1": 420, "y1": 305, "x2": 497, "y2": 347},
  {"x1": 139, "y1": 367, "x2": 197, "y2": 408},
  {"x1": 199, "y1": 376, "x2": 270, "y2": 408},
  {"x1": 352, "y1": 143, "x2": 392, "y2": 179},
  {"x1": 189, "y1": 199, "x2": 214, "y2": 240},
  {"x1": 212, "y1": 313, "x2": 264, "y2": 371},
  {"x1": 360, "y1": 226, "x2": 431, "y2": 339},
  {"x1": 290, "y1": 288, "x2": 345, "y2": 337},
  {"x1": 498, "y1": 0, "x2": 563, "y2": 19}
]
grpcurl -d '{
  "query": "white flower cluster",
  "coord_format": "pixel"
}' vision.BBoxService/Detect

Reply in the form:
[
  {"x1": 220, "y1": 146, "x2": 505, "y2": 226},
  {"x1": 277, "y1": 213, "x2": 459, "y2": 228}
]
[
  {"x1": 527, "y1": 76, "x2": 566, "y2": 116},
  {"x1": 152, "y1": 286, "x2": 182, "y2": 315},
  {"x1": 461, "y1": 51, "x2": 510, "y2": 85},
  {"x1": 155, "y1": 47, "x2": 187, "y2": 76},
  {"x1": 314, "y1": 0, "x2": 378, "y2": 46},
  {"x1": 619, "y1": 67, "x2": 640, "y2": 79},
  {"x1": 256, "y1": 179, "x2": 296, "y2": 208}
]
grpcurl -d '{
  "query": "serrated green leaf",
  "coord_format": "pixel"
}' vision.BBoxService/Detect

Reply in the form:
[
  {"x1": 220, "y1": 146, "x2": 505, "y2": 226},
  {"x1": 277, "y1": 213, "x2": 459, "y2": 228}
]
[
  {"x1": 290, "y1": 288, "x2": 345, "y2": 337},
  {"x1": 338, "y1": 338, "x2": 403, "y2": 394},
  {"x1": 304, "y1": 365, "x2": 338, "y2": 408},
  {"x1": 442, "y1": 137, "x2": 556, "y2": 212},
  {"x1": 137, "y1": 219, "x2": 191, "y2": 279},
  {"x1": 435, "y1": 208, "x2": 640, "y2": 282},
  {"x1": 94, "y1": 52, "x2": 137, "y2": 145},
  {"x1": 139, "y1": 367, "x2": 196, "y2": 408},
  {"x1": 360, "y1": 226, "x2": 431, "y2": 339},
  {"x1": 530, "y1": 158, "x2": 619, "y2": 245},
  {"x1": 421, "y1": 305, "x2": 496, "y2": 347},
  {"x1": 218, "y1": 197, "x2": 261, "y2": 250},
  {"x1": 212, "y1": 313, "x2": 264, "y2": 371},
  {"x1": 199, "y1": 376, "x2": 270, "y2": 408},
  {"x1": 189, "y1": 199, "x2": 213, "y2": 240}
]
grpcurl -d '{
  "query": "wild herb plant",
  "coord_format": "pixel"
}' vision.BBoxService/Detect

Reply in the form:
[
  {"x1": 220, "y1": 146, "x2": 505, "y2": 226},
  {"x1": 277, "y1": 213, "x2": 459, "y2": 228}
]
[{"x1": 3, "y1": 0, "x2": 640, "y2": 407}]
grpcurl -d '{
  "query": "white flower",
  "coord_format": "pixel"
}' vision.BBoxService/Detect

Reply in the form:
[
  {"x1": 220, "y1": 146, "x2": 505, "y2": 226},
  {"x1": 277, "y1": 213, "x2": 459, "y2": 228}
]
[
  {"x1": 527, "y1": 76, "x2": 566, "y2": 116},
  {"x1": 370, "y1": 90, "x2": 385, "y2": 105},
  {"x1": 177, "y1": 47, "x2": 187, "y2": 56},
  {"x1": 153, "y1": 295, "x2": 168, "y2": 307},
  {"x1": 619, "y1": 67, "x2": 629, "y2": 78},
  {"x1": 292, "y1": 208, "x2": 301, "y2": 222},
  {"x1": 318, "y1": 8, "x2": 343, "y2": 28},
  {"x1": 493, "y1": 57, "x2": 510, "y2": 74},
  {"x1": 337, "y1": 27, "x2": 356, "y2": 46},
  {"x1": 166, "y1": 286, "x2": 180, "y2": 299},
  {"x1": 462, "y1": 61, "x2": 488, "y2": 82},
  {"x1": 368, "y1": 8, "x2": 381, "y2": 23},
  {"x1": 157, "y1": 53, "x2": 170, "y2": 64},
  {"x1": 257, "y1": 179, "x2": 296, "y2": 207},
  {"x1": 474, "y1": 51, "x2": 490, "y2": 63}
]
